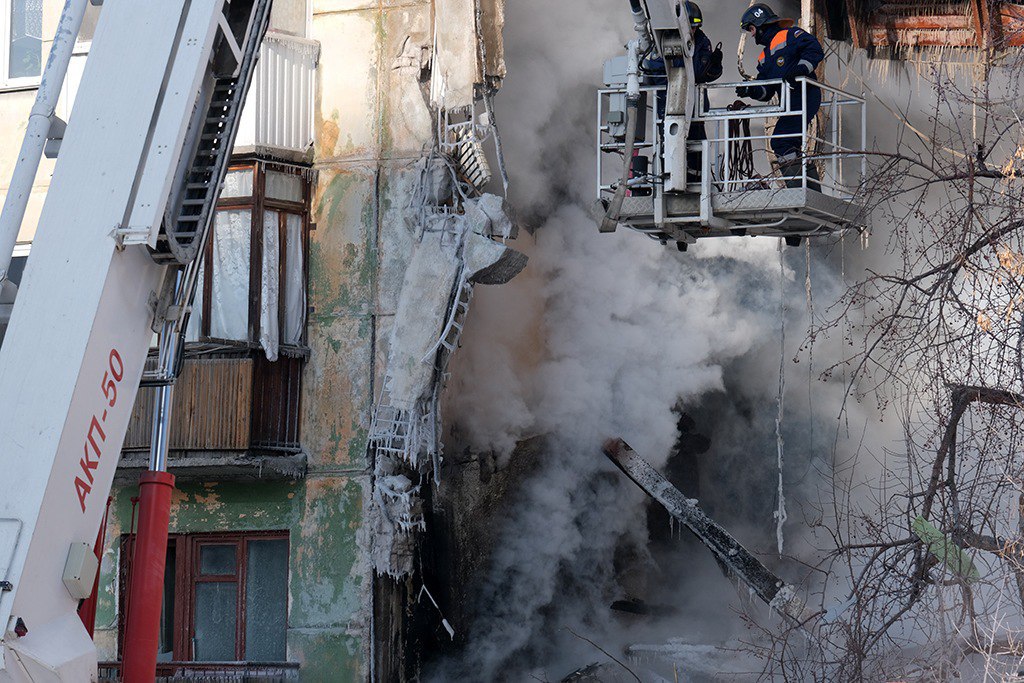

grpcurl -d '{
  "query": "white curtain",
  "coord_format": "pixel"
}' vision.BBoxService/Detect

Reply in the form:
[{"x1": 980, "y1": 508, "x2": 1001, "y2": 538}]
[
  {"x1": 261, "y1": 211, "x2": 281, "y2": 361},
  {"x1": 284, "y1": 213, "x2": 305, "y2": 344},
  {"x1": 185, "y1": 261, "x2": 204, "y2": 342},
  {"x1": 210, "y1": 209, "x2": 251, "y2": 340}
]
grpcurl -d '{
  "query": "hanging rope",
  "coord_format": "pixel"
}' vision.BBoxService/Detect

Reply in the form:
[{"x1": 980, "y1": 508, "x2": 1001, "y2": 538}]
[
  {"x1": 725, "y1": 101, "x2": 755, "y2": 182},
  {"x1": 775, "y1": 243, "x2": 788, "y2": 558},
  {"x1": 736, "y1": 0, "x2": 757, "y2": 80}
]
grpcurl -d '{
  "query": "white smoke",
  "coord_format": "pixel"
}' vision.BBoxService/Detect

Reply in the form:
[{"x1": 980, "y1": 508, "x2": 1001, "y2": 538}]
[{"x1": 432, "y1": 0, "x2": 899, "y2": 679}]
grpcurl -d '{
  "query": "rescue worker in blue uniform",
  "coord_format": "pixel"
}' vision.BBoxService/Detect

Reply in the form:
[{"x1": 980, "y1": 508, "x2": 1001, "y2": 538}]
[
  {"x1": 735, "y1": 3, "x2": 824, "y2": 188},
  {"x1": 645, "y1": 1, "x2": 723, "y2": 182}
]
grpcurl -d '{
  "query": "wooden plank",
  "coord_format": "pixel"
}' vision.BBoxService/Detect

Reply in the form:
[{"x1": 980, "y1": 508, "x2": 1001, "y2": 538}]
[
  {"x1": 1001, "y1": 5, "x2": 1024, "y2": 46},
  {"x1": 867, "y1": 27, "x2": 977, "y2": 45},
  {"x1": 869, "y1": 13, "x2": 971, "y2": 29},
  {"x1": 601, "y1": 438, "x2": 808, "y2": 624}
]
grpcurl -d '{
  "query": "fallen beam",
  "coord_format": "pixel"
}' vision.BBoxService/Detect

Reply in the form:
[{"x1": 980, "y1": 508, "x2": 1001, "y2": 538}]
[{"x1": 602, "y1": 438, "x2": 807, "y2": 624}]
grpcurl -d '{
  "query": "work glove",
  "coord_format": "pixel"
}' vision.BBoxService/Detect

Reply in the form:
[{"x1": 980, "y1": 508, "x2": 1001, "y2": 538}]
[
  {"x1": 710, "y1": 45, "x2": 724, "y2": 70},
  {"x1": 786, "y1": 62, "x2": 814, "y2": 87},
  {"x1": 735, "y1": 85, "x2": 755, "y2": 99}
]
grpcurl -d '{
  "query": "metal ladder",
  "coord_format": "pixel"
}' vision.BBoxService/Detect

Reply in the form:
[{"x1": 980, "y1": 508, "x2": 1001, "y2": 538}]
[
  {"x1": 422, "y1": 268, "x2": 474, "y2": 363},
  {"x1": 152, "y1": 0, "x2": 273, "y2": 266}
]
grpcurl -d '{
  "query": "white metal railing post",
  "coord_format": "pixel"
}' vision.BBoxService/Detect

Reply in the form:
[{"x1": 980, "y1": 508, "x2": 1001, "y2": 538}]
[
  {"x1": 0, "y1": 0, "x2": 90, "y2": 282},
  {"x1": 596, "y1": 91, "x2": 603, "y2": 200},
  {"x1": 861, "y1": 93, "x2": 867, "y2": 188},
  {"x1": 831, "y1": 95, "x2": 838, "y2": 193},
  {"x1": 801, "y1": 77, "x2": 807, "y2": 189}
]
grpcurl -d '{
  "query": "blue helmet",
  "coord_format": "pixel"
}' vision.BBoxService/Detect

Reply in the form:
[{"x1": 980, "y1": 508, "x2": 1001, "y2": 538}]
[
  {"x1": 740, "y1": 4, "x2": 789, "y2": 31},
  {"x1": 684, "y1": 1, "x2": 703, "y2": 26}
]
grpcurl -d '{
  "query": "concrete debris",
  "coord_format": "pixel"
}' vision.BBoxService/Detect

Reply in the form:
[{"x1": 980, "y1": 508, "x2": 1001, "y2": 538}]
[
  {"x1": 562, "y1": 662, "x2": 652, "y2": 683},
  {"x1": 464, "y1": 193, "x2": 516, "y2": 240},
  {"x1": 464, "y1": 232, "x2": 527, "y2": 285},
  {"x1": 430, "y1": 0, "x2": 506, "y2": 109},
  {"x1": 375, "y1": 474, "x2": 426, "y2": 533},
  {"x1": 408, "y1": 155, "x2": 455, "y2": 215},
  {"x1": 368, "y1": 176, "x2": 526, "y2": 576},
  {"x1": 625, "y1": 641, "x2": 742, "y2": 676}
]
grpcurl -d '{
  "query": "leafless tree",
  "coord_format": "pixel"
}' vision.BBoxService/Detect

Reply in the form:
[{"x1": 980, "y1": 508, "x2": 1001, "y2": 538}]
[{"x1": 749, "y1": 47, "x2": 1024, "y2": 681}]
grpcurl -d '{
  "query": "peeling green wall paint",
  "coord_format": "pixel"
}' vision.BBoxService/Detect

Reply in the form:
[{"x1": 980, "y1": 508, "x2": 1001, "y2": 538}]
[{"x1": 95, "y1": 478, "x2": 367, "y2": 677}]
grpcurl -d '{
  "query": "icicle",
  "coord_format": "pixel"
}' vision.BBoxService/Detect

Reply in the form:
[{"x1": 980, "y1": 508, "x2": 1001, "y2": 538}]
[
  {"x1": 805, "y1": 240, "x2": 814, "y2": 448},
  {"x1": 774, "y1": 244, "x2": 787, "y2": 557}
]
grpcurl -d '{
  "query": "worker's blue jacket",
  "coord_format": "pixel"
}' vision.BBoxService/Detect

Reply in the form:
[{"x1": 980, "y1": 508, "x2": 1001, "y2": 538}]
[
  {"x1": 645, "y1": 29, "x2": 722, "y2": 112},
  {"x1": 745, "y1": 25, "x2": 824, "y2": 114}
]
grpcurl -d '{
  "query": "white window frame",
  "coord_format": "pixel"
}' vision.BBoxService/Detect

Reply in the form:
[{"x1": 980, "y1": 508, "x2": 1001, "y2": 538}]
[{"x1": 1, "y1": 0, "x2": 45, "y2": 91}]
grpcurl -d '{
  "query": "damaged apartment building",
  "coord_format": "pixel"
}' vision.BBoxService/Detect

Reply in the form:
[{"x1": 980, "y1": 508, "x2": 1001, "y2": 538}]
[{"x1": 0, "y1": 0, "x2": 518, "y2": 678}]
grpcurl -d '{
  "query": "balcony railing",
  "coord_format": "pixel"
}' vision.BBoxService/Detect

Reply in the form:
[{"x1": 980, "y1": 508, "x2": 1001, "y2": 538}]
[
  {"x1": 234, "y1": 31, "x2": 320, "y2": 161},
  {"x1": 124, "y1": 351, "x2": 303, "y2": 454},
  {"x1": 99, "y1": 662, "x2": 300, "y2": 682}
]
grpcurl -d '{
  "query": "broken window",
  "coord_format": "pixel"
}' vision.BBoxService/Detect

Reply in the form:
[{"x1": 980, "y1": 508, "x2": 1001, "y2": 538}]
[
  {"x1": 118, "y1": 531, "x2": 290, "y2": 664},
  {"x1": 187, "y1": 161, "x2": 311, "y2": 360},
  {"x1": 5, "y1": 0, "x2": 42, "y2": 83}
]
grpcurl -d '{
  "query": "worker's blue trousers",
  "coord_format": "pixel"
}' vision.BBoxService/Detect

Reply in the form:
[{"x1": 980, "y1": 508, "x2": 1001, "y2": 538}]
[{"x1": 771, "y1": 85, "x2": 822, "y2": 159}]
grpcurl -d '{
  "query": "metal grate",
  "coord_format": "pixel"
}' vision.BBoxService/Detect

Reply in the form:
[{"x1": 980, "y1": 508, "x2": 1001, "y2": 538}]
[{"x1": 99, "y1": 663, "x2": 299, "y2": 682}]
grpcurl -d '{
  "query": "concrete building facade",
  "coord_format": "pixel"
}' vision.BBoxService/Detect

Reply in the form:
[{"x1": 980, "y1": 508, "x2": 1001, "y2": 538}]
[{"x1": 0, "y1": 0, "x2": 510, "y2": 679}]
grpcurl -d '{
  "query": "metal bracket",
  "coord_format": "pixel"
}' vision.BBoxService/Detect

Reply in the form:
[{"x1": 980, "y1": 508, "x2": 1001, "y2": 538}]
[
  {"x1": 112, "y1": 225, "x2": 153, "y2": 249},
  {"x1": 0, "y1": 581, "x2": 12, "y2": 592},
  {"x1": 43, "y1": 116, "x2": 67, "y2": 159}
]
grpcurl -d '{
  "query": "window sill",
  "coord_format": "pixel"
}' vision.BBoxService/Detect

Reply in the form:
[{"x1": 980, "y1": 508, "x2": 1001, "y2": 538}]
[
  {"x1": 0, "y1": 82, "x2": 40, "y2": 94},
  {"x1": 182, "y1": 339, "x2": 311, "y2": 360}
]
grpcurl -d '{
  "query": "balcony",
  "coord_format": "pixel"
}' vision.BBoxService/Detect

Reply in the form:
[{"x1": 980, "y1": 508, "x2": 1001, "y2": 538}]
[
  {"x1": 61, "y1": 31, "x2": 319, "y2": 160},
  {"x1": 233, "y1": 31, "x2": 320, "y2": 162},
  {"x1": 117, "y1": 350, "x2": 305, "y2": 482}
]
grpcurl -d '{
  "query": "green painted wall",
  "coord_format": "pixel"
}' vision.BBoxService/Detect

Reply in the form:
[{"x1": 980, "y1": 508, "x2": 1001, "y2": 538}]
[
  {"x1": 96, "y1": 2, "x2": 439, "y2": 679},
  {"x1": 94, "y1": 477, "x2": 369, "y2": 680}
]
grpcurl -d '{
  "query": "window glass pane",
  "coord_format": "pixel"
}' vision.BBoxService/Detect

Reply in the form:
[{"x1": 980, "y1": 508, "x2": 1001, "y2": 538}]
[
  {"x1": 9, "y1": 0, "x2": 43, "y2": 80},
  {"x1": 283, "y1": 214, "x2": 305, "y2": 345},
  {"x1": 221, "y1": 169, "x2": 254, "y2": 199},
  {"x1": 158, "y1": 544, "x2": 176, "y2": 662},
  {"x1": 6, "y1": 256, "x2": 26, "y2": 285},
  {"x1": 269, "y1": 0, "x2": 307, "y2": 37},
  {"x1": 210, "y1": 210, "x2": 251, "y2": 340},
  {"x1": 0, "y1": 256, "x2": 26, "y2": 348},
  {"x1": 185, "y1": 262, "x2": 204, "y2": 342},
  {"x1": 200, "y1": 544, "x2": 237, "y2": 575},
  {"x1": 194, "y1": 582, "x2": 237, "y2": 661},
  {"x1": 265, "y1": 172, "x2": 303, "y2": 203},
  {"x1": 244, "y1": 539, "x2": 288, "y2": 661}
]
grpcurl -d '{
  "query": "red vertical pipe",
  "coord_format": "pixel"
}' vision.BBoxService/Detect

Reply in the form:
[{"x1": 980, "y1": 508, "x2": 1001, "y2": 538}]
[
  {"x1": 121, "y1": 471, "x2": 175, "y2": 683},
  {"x1": 78, "y1": 496, "x2": 113, "y2": 637}
]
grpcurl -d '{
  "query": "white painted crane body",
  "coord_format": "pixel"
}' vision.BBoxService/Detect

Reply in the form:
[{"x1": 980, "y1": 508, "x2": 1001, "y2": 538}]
[{"x1": 0, "y1": 0, "x2": 272, "y2": 679}]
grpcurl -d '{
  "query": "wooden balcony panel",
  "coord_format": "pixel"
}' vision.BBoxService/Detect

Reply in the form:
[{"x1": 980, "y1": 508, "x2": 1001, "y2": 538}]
[
  {"x1": 124, "y1": 358, "x2": 254, "y2": 452},
  {"x1": 1001, "y1": 5, "x2": 1024, "y2": 46},
  {"x1": 869, "y1": 13, "x2": 972, "y2": 30},
  {"x1": 251, "y1": 354, "x2": 302, "y2": 451},
  {"x1": 867, "y1": 27, "x2": 978, "y2": 46}
]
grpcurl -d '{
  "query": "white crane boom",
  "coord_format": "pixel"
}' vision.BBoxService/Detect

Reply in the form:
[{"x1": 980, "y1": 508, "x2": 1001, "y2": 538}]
[{"x1": 0, "y1": 0, "x2": 270, "y2": 678}]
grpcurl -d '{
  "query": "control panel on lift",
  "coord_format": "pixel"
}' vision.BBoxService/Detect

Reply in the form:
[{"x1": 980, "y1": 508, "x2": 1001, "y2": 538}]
[{"x1": 595, "y1": 0, "x2": 868, "y2": 251}]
